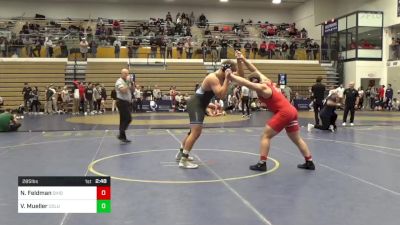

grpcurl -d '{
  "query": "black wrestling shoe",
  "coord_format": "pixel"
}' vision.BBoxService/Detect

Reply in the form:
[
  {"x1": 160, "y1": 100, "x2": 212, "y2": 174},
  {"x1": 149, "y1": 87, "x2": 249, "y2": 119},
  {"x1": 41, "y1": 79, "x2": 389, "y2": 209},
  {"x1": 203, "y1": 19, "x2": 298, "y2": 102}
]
[
  {"x1": 249, "y1": 161, "x2": 267, "y2": 171},
  {"x1": 117, "y1": 135, "x2": 131, "y2": 143},
  {"x1": 297, "y1": 161, "x2": 315, "y2": 170}
]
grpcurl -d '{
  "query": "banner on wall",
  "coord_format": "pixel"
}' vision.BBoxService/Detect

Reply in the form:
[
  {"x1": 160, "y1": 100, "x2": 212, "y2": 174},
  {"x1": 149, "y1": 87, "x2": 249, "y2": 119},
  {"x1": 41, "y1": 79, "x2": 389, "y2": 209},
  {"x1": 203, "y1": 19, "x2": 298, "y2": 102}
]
[{"x1": 324, "y1": 20, "x2": 338, "y2": 35}]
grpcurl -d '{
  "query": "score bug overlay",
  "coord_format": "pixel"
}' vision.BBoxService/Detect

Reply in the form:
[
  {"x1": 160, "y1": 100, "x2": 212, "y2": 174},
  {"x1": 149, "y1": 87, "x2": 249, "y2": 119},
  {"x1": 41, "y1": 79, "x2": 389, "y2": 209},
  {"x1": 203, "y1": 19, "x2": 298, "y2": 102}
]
[{"x1": 18, "y1": 176, "x2": 111, "y2": 213}]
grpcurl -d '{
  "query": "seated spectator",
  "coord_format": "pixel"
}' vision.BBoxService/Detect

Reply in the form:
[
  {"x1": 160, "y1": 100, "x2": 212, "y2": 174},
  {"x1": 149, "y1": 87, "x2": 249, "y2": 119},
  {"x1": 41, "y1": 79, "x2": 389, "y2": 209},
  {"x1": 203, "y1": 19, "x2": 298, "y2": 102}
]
[
  {"x1": 199, "y1": 13, "x2": 207, "y2": 27},
  {"x1": 267, "y1": 41, "x2": 276, "y2": 59},
  {"x1": 0, "y1": 112, "x2": 21, "y2": 132},
  {"x1": 360, "y1": 39, "x2": 374, "y2": 49},
  {"x1": 112, "y1": 20, "x2": 121, "y2": 31},
  {"x1": 259, "y1": 41, "x2": 267, "y2": 57}
]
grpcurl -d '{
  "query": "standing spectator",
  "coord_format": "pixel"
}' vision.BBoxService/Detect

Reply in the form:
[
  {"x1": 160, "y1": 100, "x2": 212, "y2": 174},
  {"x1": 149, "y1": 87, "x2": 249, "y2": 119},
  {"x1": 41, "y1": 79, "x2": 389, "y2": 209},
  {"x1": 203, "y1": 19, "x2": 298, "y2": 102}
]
[
  {"x1": 210, "y1": 40, "x2": 219, "y2": 62},
  {"x1": 132, "y1": 38, "x2": 141, "y2": 58},
  {"x1": 111, "y1": 89, "x2": 118, "y2": 112},
  {"x1": 45, "y1": 38, "x2": 54, "y2": 58},
  {"x1": 127, "y1": 41, "x2": 133, "y2": 59},
  {"x1": 93, "y1": 84, "x2": 102, "y2": 112},
  {"x1": 149, "y1": 38, "x2": 158, "y2": 58},
  {"x1": 33, "y1": 38, "x2": 42, "y2": 57},
  {"x1": 166, "y1": 39, "x2": 173, "y2": 59},
  {"x1": 0, "y1": 38, "x2": 7, "y2": 57},
  {"x1": 281, "y1": 42, "x2": 289, "y2": 60},
  {"x1": 80, "y1": 38, "x2": 89, "y2": 60},
  {"x1": 61, "y1": 86, "x2": 70, "y2": 113},
  {"x1": 113, "y1": 39, "x2": 121, "y2": 58},
  {"x1": 184, "y1": 38, "x2": 193, "y2": 59},
  {"x1": 23, "y1": 37, "x2": 32, "y2": 57},
  {"x1": 306, "y1": 42, "x2": 313, "y2": 60},
  {"x1": 267, "y1": 41, "x2": 276, "y2": 59},
  {"x1": 85, "y1": 83, "x2": 94, "y2": 113},
  {"x1": 342, "y1": 82, "x2": 359, "y2": 126},
  {"x1": 160, "y1": 39, "x2": 167, "y2": 58},
  {"x1": 201, "y1": 41, "x2": 208, "y2": 60},
  {"x1": 289, "y1": 42, "x2": 297, "y2": 60},
  {"x1": 378, "y1": 85, "x2": 385, "y2": 104},
  {"x1": 170, "y1": 86, "x2": 178, "y2": 111},
  {"x1": 220, "y1": 36, "x2": 228, "y2": 59},
  {"x1": 241, "y1": 85, "x2": 250, "y2": 117},
  {"x1": 311, "y1": 77, "x2": 326, "y2": 126},
  {"x1": 59, "y1": 40, "x2": 69, "y2": 58},
  {"x1": 385, "y1": 84, "x2": 394, "y2": 110},
  {"x1": 357, "y1": 87, "x2": 364, "y2": 110},
  {"x1": 15, "y1": 36, "x2": 23, "y2": 57},
  {"x1": 282, "y1": 85, "x2": 292, "y2": 102},
  {"x1": 176, "y1": 39, "x2": 184, "y2": 59},
  {"x1": 22, "y1": 83, "x2": 32, "y2": 113},
  {"x1": 45, "y1": 85, "x2": 56, "y2": 114},
  {"x1": 312, "y1": 42, "x2": 320, "y2": 60},
  {"x1": 89, "y1": 39, "x2": 97, "y2": 58},
  {"x1": 259, "y1": 41, "x2": 267, "y2": 58},
  {"x1": 251, "y1": 41, "x2": 258, "y2": 59},
  {"x1": 72, "y1": 81, "x2": 80, "y2": 115},
  {"x1": 244, "y1": 41, "x2": 251, "y2": 59},
  {"x1": 30, "y1": 86, "x2": 40, "y2": 113},
  {"x1": 367, "y1": 85, "x2": 377, "y2": 110},
  {"x1": 233, "y1": 40, "x2": 242, "y2": 52},
  {"x1": 134, "y1": 85, "x2": 143, "y2": 112}
]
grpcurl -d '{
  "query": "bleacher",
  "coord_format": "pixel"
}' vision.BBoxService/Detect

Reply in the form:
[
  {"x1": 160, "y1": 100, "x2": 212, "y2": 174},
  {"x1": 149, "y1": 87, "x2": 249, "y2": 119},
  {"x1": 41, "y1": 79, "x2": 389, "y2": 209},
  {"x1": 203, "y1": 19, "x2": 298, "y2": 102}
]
[
  {"x1": 0, "y1": 60, "x2": 66, "y2": 110},
  {"x1": 85, "y1": 61, "x2": 207, "y2": 107},
  {"x1": 244, "y1": 62, "x2": 327, "y2": 96}
]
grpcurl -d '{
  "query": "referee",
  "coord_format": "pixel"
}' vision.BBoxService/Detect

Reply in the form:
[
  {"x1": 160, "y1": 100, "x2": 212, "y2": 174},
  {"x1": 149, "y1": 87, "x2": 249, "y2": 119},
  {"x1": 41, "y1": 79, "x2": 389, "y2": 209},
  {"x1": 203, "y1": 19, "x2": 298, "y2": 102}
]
[{"x1": 115, "y1": 68, "x2": 135, "y2": 143}]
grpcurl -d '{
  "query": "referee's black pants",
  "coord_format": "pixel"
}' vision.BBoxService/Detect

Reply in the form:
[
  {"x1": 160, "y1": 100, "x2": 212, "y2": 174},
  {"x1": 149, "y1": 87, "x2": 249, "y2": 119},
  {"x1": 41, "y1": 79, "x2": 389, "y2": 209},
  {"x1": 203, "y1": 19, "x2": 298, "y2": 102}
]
[
  {"x1": 343, "y1": 104, "x2": 355, "y2": 123},
  {"x1": 313, "y1": 101, "x2": 323, "y2": 125},
  {"x1": 116, "y1": 99, "x2": 132, "y2": 139}
]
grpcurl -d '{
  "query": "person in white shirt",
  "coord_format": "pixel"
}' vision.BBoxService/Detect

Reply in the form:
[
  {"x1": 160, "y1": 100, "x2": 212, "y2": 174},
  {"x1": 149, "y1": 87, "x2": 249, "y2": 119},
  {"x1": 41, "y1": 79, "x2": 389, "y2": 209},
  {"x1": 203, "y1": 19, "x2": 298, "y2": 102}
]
[
  {"x1": 80, "y1": 38, "x2": 89, "y2": 60},
  {"x1": 134, "y1": 85, "x2": 143, "y2": 112},
  {"x1": 336, "y1": 84, "x2": 345, "y2": 106},
  {"x1": 45, "y1": 38, "x2": 54, "y2": 58},
  {"x1": 152, "y1": 85, "x2": 161, "y2": 101},
  {"x1": 241, "y1": 85, "x2": 250, "y2": 117}
]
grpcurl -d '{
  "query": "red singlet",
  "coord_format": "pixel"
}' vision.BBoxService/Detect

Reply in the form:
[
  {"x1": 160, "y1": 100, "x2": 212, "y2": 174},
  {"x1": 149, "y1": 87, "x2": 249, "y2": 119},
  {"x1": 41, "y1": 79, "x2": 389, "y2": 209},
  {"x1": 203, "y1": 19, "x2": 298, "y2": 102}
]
[{"x1": 258, "y1": 82, "x2": 299, "y2": 133}]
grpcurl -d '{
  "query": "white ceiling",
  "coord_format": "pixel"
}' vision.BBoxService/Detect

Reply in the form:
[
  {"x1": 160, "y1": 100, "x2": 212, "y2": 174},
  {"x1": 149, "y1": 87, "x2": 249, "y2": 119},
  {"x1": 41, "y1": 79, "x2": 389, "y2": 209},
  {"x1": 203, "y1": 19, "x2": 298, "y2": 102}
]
[{"x1": 11, "y1": 0, "x2": 308, "y2": 9}]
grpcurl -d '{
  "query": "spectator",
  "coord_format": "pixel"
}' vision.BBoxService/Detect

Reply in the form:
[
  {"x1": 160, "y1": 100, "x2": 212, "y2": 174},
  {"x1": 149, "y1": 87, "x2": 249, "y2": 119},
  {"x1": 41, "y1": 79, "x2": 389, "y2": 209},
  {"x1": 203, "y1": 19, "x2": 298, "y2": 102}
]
[
  {"x1": 385, "y1": 84, "x2": 394, "y2": 110},
  {"x1": 45, "y1": 85, "x2": 55, "y2": 114},
  {"x1": 22, "y1": 83, "x2": 32, "y2": 113},
  {"x1": 312, "y1": 41, "x2": 320, "y2": 60},
  {"x1": 160, "y1": 39, "x2": 167, "y2": 58},
  {"x1": 111, "y1": 89, "x2": 118, "y2": 112},
  {"x1": 210, "y1": 39, "x2": 219, "y2": 62},
  {"x1": 259, "y1": 41, "x2": 267, "y2": 58},
  {"x1": 184, "y1": 38, "x2": 193, "y2": 59},
  {"x1": 306, "y1": 41, "x2": 313, "y2": 60},
  {"x1": 199, "y1": 13, "x2": 207, "y2": 26},
  {"x1": 30, "y1": 86, "x2": 40, "y2": 113},
  {"x1": 267, "y1": 41, "x2": 276, "y2": 59},
  {"x1": 61, "y1": 85, "x2": 70, "y2": 113},
  {"x1": 357, "y1": 87, "x2": 364, "y2": 110},
  {"x1": 32, "y1": 38, "x2": 42, "y2": 57},
  {"x1": 289, "y1": 42, "x2": 297, "y2": 60},
  {"x1": 166, "y1": 39, "x2": 173, "y2": 58},
  {"x1": 220, "y1": 36, "x2": 228, "y2": 59},
  {"x1": 85, "y1": 83, "x2": 94, "y2": 113},
  {"x1": 281, "y1": 42, "x2": 289, "y2": 60},
  {"x1": 244, "y1": 41, "x2": 251, "y2": 59},
  {"x1": 0, "y1": 38, "x2": 7, "y2": 57},
  {"x1": 72, "y1": 81, "x2": 80, "y2": 115},
  {"x1": 134, "y1": 85, "x2": 143, "y2": 112},
  {"x1": 233, "y1": 40, "x2": 241, "y2": 52},
  {"x1": 93, "y1": 84, "x2": 102, "y2": 113},
  {"x1": 336, "y1": 84, "x2": 345, "y2": 106},
  {"x1": 251, "y1": 41, "x2": 258, "y2": 59},
  {"x1": 89, "y1": 39, "x2": 98, "y2": 58},
  {"x1": 153, "y1": 85, "x2": 161, "y2": 101},
  {"x1": 166, "y1": 12, "x2": 173, "y2": 22},
  {"x1": 45, "y1": 38, "x2": 54, "y2": 58},
  {"x1": 80, "y1": 38, "x2": 89, "y2": 60},
  {"x1": 23, "y1": 37, "x2": 32, "y2": 57},
  {"x1": 59, "y1": 40, "x2": 69, "y2": 58},
  {"x1": 241, "y1": 85, "x2": 250, "y2": 117},
  {"x1": 132, "y1": 38, "x2": 141, "y2": 58},
  {"x1": 201, "y1": 41, "x2": 208, "y2": 60},
  {"x1": 282, "y1": 85, "x2": 292, "y2": 101},
  {"x1": 113, "y1": 39, "x2": 121, "y2": 58},
  {"x1": 176, "y1": 39, "x2": 184, "y2": 59}
]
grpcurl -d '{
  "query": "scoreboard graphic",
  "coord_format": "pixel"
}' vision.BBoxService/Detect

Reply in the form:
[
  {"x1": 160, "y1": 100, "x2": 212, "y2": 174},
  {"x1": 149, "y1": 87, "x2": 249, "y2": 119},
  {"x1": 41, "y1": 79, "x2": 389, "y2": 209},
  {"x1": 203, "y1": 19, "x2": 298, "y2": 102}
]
[{"x1": 18, "y1": 176, "x2": 111, "y2": 213}]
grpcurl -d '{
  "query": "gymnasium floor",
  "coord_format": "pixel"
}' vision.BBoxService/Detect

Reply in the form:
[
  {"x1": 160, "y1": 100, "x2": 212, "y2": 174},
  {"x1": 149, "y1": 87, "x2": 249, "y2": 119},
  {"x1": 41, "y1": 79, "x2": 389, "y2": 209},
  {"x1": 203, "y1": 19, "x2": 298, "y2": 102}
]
[{"x1": 1, "y1": 111, "x2": 400, "y2": 225}]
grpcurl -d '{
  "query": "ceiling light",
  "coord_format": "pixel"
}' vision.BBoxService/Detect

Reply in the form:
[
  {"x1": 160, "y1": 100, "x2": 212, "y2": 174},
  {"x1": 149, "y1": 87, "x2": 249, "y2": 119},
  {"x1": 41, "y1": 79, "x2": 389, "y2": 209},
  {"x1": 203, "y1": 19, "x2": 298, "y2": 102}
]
[
  {"x1": 272, "y1": 0, "x2": 282, "y2": 4},
  {"x1": 220, "y1": 0, "x2": 229, "y2": 2}
]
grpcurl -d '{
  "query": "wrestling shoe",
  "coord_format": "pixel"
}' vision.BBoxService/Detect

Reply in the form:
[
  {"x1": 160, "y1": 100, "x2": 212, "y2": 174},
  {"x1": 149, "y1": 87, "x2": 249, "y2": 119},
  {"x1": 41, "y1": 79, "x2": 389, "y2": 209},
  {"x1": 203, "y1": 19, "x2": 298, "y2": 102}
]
[
  {"x1": 307, "y1": 123, "x2": 314, "y2": 132},
  {"x1": 175, "y1": 150, "x2": 194, "y2": 161},
  {"x1": 179, "y1": 157, "x2": 199, "y2": 169},
  {"x1": 249, "y1": 161, "x2": 267, "y2": 172},
  {"x1": 297, "y1": 161, "x2": 315, "y2": 170}
]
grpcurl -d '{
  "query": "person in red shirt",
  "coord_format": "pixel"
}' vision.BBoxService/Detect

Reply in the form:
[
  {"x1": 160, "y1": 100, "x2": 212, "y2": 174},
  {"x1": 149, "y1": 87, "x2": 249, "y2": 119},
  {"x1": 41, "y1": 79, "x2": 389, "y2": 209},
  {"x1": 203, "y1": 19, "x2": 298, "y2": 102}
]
[
  {"x1": 378, "y1": 85, "x2": 385, "y2": 102},
  {"x1": 259, "y1": 41, "x2": 267, "y2": 58},
  {"x1": 229, "y1": 51, "x2": 315, "y2": 171},
  {"x1": 267, "y1": 41, "x2": 276, "y2": 59}
]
